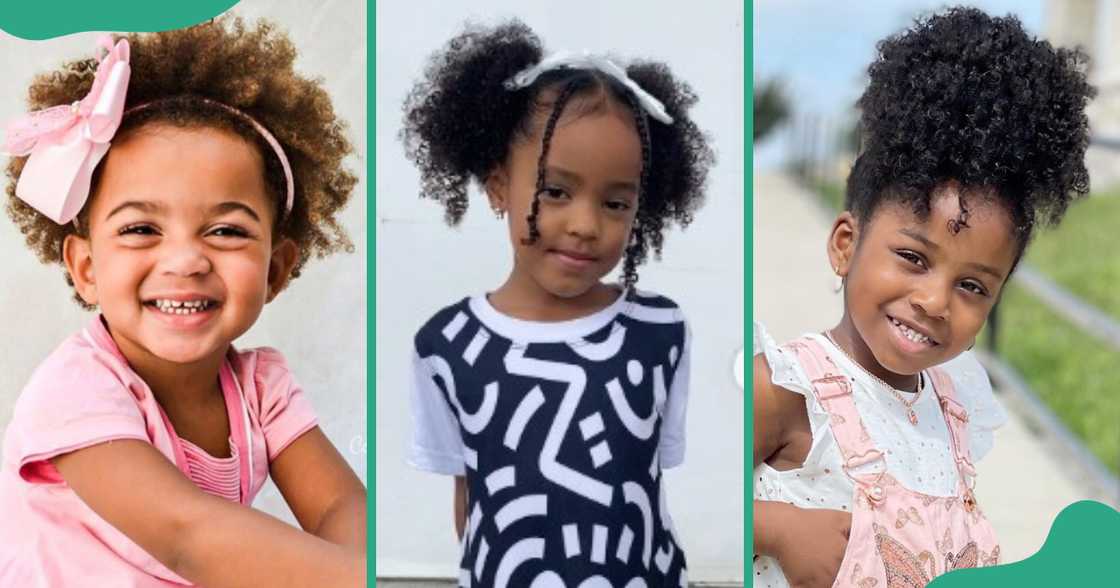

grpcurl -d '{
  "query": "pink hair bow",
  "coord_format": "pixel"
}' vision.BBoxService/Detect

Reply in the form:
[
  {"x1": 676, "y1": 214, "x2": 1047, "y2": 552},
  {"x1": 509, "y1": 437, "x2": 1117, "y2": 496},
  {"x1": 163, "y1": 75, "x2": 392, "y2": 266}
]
[{"x1": 4, "y1": 35, "x2": 131, "y2": 224}]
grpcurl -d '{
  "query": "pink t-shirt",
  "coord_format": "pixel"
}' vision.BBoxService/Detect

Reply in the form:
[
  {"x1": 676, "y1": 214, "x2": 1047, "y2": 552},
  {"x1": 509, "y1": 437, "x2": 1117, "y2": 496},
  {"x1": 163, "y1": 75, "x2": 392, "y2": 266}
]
[{"x1": 0, "y1": 316, "x2": 319, "y2": 586}]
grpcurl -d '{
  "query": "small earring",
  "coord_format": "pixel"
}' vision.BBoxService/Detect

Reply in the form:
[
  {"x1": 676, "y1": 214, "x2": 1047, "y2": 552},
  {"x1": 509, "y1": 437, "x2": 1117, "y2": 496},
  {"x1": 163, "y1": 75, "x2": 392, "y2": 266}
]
[
  {"x1": 832, "y1": 267, "x2": 844, "y2": 293},
  {"x1": 493, "y1": 208, "x2": 505, "y2": 220}
]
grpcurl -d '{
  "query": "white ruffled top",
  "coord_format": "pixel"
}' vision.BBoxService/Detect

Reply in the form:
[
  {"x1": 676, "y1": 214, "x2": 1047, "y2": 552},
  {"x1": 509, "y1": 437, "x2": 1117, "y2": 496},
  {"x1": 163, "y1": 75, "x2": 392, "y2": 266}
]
[{"x1": 752, "y1": 321, "x2": 1007, "y2": 587}]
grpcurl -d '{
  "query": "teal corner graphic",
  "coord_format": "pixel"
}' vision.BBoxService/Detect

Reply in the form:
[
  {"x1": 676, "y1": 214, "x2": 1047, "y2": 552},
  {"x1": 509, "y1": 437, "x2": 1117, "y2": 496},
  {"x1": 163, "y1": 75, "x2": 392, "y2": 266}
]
[
  {"x1": 0, "y1": 1, "x2": 240, "y2": 40},
  {"x1": 931, "y1": 500, "x2": 1120, "y2": 587}
]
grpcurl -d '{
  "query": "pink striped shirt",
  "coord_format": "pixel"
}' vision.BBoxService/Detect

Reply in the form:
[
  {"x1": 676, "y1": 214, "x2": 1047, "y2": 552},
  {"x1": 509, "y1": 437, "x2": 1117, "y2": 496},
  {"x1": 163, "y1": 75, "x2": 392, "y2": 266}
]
[{"x1": 181, "y1": 438, "x2": 241, "y2": 503}]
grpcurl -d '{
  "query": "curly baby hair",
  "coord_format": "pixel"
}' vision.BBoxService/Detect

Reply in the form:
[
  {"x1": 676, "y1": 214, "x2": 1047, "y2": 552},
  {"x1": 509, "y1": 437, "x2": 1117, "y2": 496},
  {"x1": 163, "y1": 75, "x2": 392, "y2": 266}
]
[
  {"x1": 401, "y1": 20, "x2": 714, "y2": 287},
  {"x1": 847, "y1": 6, "x2": 1094, "y2": 261},
  {"x1": 5, "y1": 16, "x2": 357, "y2": 306}
]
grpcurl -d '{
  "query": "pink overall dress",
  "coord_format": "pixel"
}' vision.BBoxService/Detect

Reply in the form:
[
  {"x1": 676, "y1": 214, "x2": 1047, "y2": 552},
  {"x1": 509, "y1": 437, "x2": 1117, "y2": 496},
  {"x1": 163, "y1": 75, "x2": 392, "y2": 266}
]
[{"x1": 784, "y1": 338, "x2": 1001, "y2": 588}]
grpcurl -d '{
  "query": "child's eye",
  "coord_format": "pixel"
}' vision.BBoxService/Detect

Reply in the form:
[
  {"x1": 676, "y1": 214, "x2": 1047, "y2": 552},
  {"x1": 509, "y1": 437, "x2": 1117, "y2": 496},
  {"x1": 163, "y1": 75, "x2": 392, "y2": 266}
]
[
  {"x1": 119, "y1": 224, "x2": 158, "y2": 236},
  {"x1": 896, "y1": 250, "x2": 926, "y2": 268},
  {"x1": 538, "y1": 187, "x2": 569, "y2": 200},
  {"x1": 605, "y1": 199, "x2": 633, "y2": 211},
  {"x1": 209, "y1": 225, "x2": 250, "y2": 239},
  {"x1": 960, "y1": 280, "x2": 989, "y2": 297}
]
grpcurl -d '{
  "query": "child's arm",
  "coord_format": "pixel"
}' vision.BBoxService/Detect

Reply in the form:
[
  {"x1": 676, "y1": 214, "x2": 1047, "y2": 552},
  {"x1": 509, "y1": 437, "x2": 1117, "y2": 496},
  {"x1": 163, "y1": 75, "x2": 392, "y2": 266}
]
[
  {"x1": 753, "y1": 353, "x2": 850, "y2": 587},
  {"x1": 269, "y1": 426, "x2": 367, "y2": 551},
  {"x1": 52, "y1": 439, "x2": 365, "y2": 588},
  {"x1": 454, "y1": 475, "x2": 468, "y2": 539}
]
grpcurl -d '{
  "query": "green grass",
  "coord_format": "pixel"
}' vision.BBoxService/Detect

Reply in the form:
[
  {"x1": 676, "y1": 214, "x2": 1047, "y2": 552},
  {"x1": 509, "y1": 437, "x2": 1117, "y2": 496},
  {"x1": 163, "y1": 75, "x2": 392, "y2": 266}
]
[
  {"x1": 993, "y1": 284, "x2": 1120, "y2": 473},
  {"x1": 1023, "y1": 192, "x2": 1120, "y2": 320},
  {"x1": 812, "y1": 179, "x2": 845, "y2": 213}
]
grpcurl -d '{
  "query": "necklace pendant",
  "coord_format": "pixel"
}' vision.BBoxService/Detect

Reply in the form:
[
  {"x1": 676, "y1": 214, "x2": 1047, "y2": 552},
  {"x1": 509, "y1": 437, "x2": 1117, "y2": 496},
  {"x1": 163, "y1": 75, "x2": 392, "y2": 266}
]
[{"x1": 908, "y1": 409, "x2": 919, "y2": 425}]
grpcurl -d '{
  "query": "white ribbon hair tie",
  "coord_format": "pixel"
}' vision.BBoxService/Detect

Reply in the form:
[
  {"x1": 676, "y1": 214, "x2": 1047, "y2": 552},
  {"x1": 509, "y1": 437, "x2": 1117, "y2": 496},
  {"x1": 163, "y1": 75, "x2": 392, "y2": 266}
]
[{"x1": 504, "y1": 50, "x2": 674, "y2": 124}]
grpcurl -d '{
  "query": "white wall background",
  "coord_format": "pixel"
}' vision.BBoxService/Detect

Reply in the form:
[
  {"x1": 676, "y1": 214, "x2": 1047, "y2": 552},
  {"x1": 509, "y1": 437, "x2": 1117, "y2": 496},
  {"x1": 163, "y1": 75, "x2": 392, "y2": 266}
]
[
  {"x1": 375, "y1": 0, "x2": 744, "y2": 582},
  {"x1": 0, "y1": 0, "x2": 367, "y2": 523}
]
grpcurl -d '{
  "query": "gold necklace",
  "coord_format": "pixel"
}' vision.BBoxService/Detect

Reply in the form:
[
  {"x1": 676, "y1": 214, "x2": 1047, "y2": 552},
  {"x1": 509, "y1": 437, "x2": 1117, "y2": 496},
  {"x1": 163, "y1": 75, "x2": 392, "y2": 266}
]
[{"x1": 823, "y1": 329, "x2": 924, "y2": 426}]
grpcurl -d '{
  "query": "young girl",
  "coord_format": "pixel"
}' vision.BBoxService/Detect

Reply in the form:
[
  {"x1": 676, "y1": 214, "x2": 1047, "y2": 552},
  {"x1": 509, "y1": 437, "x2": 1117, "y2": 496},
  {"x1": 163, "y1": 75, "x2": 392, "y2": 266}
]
[
  {"x1": 753, "y1": 8, "x2": 1093, "y2": 588},
  {"x1": 401, "y1": 20, "x2": 714, "y2": 587},
  {"x1": 0, "y1": 19, "x2": 366, "y2": 587}
]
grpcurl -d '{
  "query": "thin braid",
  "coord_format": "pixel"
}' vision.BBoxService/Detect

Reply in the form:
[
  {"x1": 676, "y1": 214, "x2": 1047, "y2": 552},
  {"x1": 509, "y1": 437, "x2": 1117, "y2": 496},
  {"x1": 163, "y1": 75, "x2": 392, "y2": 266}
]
[
  {"x1": 523, "y1": 80, "x2": 580, "y2": 245},
  {"x1": 621, "y1": 89, "x2": 653, "y2": 289}
]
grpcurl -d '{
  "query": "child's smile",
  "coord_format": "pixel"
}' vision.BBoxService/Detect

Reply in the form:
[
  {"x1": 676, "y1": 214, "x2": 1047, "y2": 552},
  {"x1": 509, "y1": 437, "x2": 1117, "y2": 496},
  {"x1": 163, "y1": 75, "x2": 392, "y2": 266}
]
[
  {"x1": 63, "y1": 124, "x2": 294, "y2": 369},
  {"x1": 831, "y1": 184, "x2": 1019, "y2": 386}
]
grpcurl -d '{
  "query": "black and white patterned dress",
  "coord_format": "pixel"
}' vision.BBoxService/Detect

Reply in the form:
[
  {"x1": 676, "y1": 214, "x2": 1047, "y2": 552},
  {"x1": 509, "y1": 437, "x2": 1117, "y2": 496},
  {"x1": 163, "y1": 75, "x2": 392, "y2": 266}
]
[{"x1": 409, "y1": 288, "x2": 690, "y2": 588}]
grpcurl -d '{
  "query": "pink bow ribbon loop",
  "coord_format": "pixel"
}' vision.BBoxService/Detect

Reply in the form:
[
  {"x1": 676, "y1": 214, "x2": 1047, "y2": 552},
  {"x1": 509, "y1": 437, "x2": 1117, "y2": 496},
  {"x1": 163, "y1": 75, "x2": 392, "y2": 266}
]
[{"x1": 4, "y1": 35, "x2": 131, "y2": 224}]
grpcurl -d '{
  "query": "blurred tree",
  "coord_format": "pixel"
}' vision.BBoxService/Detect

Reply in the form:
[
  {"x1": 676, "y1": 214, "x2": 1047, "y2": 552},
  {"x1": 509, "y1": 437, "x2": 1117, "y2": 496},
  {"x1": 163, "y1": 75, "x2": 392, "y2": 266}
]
[{"x1": 754, "y1": 78, "x2": 790, "y2": 142}]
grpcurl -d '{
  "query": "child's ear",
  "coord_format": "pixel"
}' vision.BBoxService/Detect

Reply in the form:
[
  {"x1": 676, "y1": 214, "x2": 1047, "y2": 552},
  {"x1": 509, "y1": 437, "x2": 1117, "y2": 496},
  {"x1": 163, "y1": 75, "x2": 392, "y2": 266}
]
[
  {"x1": 62, "y1": 234, "x2": 99, "y2": 306},
  {"x1": 484, "y1": 166, "x2": 509, "y2": 215},
  {"x1": 827, "y1": 211, "x2": 859, "y2": 278},
  {"x1": 266, "y1": 239, "x2": 299, "y2": 302}
]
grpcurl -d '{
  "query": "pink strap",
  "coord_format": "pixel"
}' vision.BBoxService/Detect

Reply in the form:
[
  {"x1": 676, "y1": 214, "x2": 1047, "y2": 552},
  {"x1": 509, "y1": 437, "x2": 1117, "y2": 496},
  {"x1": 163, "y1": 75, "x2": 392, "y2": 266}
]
[
  {"x1": 927, "y1": 368, "x2": 978, "y2": 485},
  {"x1": 782, "y1": 338, "x2": 885, "y2": 474},
  {"x1": 219, "y1": 361, "x2": 253, "y2": 506}
]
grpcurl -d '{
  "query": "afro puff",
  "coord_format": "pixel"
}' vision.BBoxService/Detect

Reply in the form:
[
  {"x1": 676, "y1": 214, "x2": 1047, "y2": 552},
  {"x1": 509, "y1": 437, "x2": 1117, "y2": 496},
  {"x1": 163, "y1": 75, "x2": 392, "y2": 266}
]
[
  {"x1": 401, "y1": 20, "x2": 714, "y2": 287},
  {"x1": 847, "y1": 6, "x2": 1094, "y2": 257},
  {"x1": 5, "y1": 17, "x2": 357, "y2": 307}
]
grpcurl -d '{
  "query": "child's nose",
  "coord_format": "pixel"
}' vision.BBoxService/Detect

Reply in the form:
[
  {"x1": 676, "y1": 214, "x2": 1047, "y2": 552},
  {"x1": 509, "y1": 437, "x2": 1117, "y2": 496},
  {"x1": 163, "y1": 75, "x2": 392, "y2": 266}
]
[
  {"x1": 158, "y1": 241, "x2": 212, "y2": 277},
  {"x1": 909, "y1": 282, "x2": 950, "y2": 320},
  {"x1": 565, "y1": 198, "x2": 601, "y2": 240}
]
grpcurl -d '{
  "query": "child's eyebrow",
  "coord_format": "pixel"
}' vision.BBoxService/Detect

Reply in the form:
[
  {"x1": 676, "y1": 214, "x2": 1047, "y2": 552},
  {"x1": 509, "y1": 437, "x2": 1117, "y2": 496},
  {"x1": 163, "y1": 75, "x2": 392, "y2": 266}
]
[
  {"x1": 545, "y1": 165, "x2": 583, "y2": 185},
  {"x1": 210, "y1": 201, "x2": 262, "y2": 222},
  {"x1": 965, "y1": 262, "x2": 1005, "y2": 281},
  {"x1": 899, "y1": 228, "x2": 1005, "y2": 280},
  {"x1": 546, "y1": 165, "x2": 638, "y2": 192},
  {"x1": 898, "y1": 228, "x2": 939, "y2": 250},
  {"x1": 105, "y1": 200, "x2": 163, "y2": 220}
]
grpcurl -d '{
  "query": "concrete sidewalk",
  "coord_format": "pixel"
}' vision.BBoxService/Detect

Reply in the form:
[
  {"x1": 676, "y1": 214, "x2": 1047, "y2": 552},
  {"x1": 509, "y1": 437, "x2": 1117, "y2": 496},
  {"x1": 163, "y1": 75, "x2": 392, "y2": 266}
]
[{"x1": 752, "y1": 171, "x2": 1102, "y2": 564}]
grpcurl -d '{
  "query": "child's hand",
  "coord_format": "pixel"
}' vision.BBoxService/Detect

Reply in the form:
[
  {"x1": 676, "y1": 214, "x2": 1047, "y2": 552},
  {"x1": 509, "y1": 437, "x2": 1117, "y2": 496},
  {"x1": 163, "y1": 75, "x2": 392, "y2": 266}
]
[{"x1": 773, "y1": 505, "x2": 851, "y2": 588}]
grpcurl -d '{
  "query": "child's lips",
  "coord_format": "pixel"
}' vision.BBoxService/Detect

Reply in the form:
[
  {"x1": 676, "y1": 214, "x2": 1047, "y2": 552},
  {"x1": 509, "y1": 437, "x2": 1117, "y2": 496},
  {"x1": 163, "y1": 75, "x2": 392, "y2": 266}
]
[
  {"x1": 549, "y1": 249, "x2": 598, "y2": 270},
  {"x1": 887, "y1": 315, "x2": 939, "y2": 354},
  {"x1": 142, "y1": 298, "x2": 222, "y2": 329}
]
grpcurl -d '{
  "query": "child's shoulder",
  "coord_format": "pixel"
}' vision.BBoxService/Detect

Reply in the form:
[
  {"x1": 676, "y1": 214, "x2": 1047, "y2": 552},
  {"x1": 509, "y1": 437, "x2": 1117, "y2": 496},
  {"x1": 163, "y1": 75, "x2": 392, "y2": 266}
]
[
  {"x1": 10, "y1": 326, "x2": 143, "y2": 447},
  {"x1": 411, "y1": 296, "x2": 473, "y2": 353},
  {"x1": 620, "y1": 288, "x2": 688, "y2": 327},
  {"x1": 227, "y1": 345, "x2": 303, "y2": 398},
  {"x1": 629, "y1": 287, "x2": 682, "y2": 309},
  {"x1": 20, "y1": 327, "x2": 134, "y2": 402}
]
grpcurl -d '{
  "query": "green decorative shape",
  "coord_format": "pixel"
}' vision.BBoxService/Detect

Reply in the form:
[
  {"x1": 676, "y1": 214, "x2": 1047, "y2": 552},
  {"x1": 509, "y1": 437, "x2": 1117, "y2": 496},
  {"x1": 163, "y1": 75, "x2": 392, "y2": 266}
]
[
  {"x1": 930, "y1": 501, "x2": 1120, "y2": 587},
  {"x1": 0, "y1": 1, "x2": 240, "y2": 40}
]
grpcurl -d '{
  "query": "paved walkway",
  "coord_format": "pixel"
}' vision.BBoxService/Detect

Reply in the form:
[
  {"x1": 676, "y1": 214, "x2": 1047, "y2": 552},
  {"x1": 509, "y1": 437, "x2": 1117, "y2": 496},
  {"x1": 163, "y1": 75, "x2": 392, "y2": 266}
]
[{"x1": 752, "y1": 171, "x2": 1104, "y2": 564}]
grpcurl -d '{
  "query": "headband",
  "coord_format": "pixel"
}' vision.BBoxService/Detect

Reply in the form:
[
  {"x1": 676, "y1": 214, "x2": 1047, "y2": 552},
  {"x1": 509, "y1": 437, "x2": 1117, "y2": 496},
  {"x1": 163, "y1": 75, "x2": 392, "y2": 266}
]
[
  {"x1": 504, "y1": 50, "x2": 674, "y2": 125},
  {"x1": 3, "y1": 35, "x2": 295, "y2": 226}
]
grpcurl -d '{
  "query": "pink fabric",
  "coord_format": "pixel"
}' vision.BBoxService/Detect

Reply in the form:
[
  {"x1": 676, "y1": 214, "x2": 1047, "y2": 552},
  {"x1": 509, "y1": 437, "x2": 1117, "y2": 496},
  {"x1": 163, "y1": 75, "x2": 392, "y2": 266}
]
[
  {"x1": 181, "y1": 438, "x2": 241, "y2": 504},
  {"x1": 5, "y1": 36, "x2": 130, "y2": 224},
  {"x1": 782, "y1": 338, "x2": 1001, "y2": 588},
  {"x1": 0, "y1": 316, "x2": 318, "y2": 586}
]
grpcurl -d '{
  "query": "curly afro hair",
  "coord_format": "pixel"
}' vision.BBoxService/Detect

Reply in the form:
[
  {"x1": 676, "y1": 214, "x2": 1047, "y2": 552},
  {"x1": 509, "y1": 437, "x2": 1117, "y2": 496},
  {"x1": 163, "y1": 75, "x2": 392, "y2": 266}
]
[
  {"x1": 5, "y1": 17, "x2": 356, "y2": 307},
  {"x1": 847, "y1": 6, "x2": 1094, "y2": 260},
  {"x1": 401, "y1": 20, "x2": 714, "y2": 288}
]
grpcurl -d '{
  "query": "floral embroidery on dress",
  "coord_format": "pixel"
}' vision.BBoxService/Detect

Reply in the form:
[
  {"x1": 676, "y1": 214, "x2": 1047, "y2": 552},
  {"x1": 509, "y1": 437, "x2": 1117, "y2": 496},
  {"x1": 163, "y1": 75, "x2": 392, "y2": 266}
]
[
  {"x1": 936, "y1": 527, "x2": 953, "y2": 554},
  {"x1": 944, "y1": 542, "x2": 979, "y2": 571},
  {"x1": 873, "y1": 523, "x2": 936, "y2": 588},
  {"x1": 851, "y1": 563, "x2": 880, "y2": 587},
  {"x1": 894, "y1": 506, "x2": 924, "y2": 529},
  {"x1": 980, "y1": 546, "x2": 1000, "y2": 567}
]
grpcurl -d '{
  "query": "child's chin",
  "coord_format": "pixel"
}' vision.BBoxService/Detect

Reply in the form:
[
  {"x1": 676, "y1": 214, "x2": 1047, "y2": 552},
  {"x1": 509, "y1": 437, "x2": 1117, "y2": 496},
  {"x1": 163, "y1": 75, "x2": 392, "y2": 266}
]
[{"x1": 149, "y1": 344, "x2": 218, "y2": 365}]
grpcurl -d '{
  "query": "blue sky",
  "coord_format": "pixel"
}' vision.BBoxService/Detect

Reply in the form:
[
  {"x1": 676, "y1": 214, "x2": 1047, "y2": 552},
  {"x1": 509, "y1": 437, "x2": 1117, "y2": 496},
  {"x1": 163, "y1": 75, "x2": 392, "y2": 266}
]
[{"x1": 753, "y1": 1, "x2": 1044, "y2": 168}]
